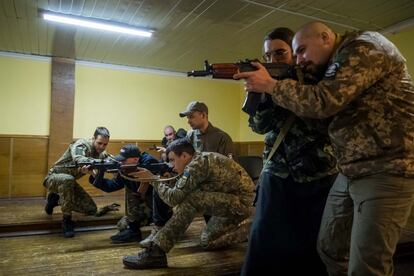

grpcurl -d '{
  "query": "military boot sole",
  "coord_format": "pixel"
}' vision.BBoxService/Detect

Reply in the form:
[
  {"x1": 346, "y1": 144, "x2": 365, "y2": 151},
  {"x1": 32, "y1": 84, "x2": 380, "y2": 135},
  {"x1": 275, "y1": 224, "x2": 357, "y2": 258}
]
[{"x1": 123, "y1": 255, "x2": 167, "y2": 269}]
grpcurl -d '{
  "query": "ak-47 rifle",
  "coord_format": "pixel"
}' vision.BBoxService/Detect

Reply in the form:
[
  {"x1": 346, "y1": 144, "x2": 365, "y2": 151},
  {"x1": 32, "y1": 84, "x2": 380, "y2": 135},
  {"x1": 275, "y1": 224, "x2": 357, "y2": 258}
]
[
  {"x1": 187, "y1": 60, "x2": 296, "y2": 116},
  {"x1": 64, "y1": 160, "x2": 173, "y2": 176},
  {"x1": 63, "y1": 160, "x2": 175, "y2": 198}
]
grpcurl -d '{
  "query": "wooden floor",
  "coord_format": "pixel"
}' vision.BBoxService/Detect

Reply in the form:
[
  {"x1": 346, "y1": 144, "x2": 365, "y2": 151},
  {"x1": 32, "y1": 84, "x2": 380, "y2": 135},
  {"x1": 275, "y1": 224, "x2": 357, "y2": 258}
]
[
  {"x1": 0, "y1": 218, "x2": 246, "y2": 275},
  {"x1": 0, "y1": 196, "x2": 125, "y2": 235},
  {"x1": 0, "y1": 196, "x2": 414, "y2": 275}
]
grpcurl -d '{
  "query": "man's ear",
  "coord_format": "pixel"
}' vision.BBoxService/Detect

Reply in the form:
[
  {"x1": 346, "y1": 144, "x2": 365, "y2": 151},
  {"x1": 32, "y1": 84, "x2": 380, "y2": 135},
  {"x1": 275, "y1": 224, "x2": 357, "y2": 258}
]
[{"x1": 321, "y1": 31, "x2": 330, "y2": 45}]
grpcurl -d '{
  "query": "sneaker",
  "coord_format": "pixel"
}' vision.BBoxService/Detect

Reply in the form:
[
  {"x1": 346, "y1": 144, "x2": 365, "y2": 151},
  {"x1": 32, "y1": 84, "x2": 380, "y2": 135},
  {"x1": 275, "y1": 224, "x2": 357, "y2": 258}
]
[
  {"x1": 139, "y1": 226, "x2": 161, "y2": 248},
  {"x1": 111, "y1": 229, "x2": 142, "y2": 244},
  {"x1": 44, "y1": 193, "x2": 60, "y2": 215},
  {"x1": 123, "y1": 243, "x2": 168, "y2": 269},
  {"x1": 62, "y1": 215, "x2": 75, "y2": 238}
]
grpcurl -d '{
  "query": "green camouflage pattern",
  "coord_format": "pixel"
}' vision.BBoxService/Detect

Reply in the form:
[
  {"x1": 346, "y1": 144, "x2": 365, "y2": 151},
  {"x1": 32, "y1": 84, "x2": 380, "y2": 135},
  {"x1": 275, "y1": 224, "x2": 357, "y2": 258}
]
[
  {"x1": 271, "y1": 31, "x2": 414, "y2": 178},
  {"x1": 187, "y1": 123, "x2": 234, "y2": 157},
  {"x1": 43, "y1": 138, "x2": 110, "y2": 215},
  {"x1": 44, "y1": 173, "x2": 97, "y2": 215},
  {"x1": 125, "y1": 188, "x2": 152, "y2": 227},
  {"x1": 151, "y1": 152, "x2": 254, "y2": 252},
  {"x1": 47, "y1": 138, "x2": 110, "y2": 178},
  {"x1": 249, "y1": 103, "x2": 337, "y2": 182}
]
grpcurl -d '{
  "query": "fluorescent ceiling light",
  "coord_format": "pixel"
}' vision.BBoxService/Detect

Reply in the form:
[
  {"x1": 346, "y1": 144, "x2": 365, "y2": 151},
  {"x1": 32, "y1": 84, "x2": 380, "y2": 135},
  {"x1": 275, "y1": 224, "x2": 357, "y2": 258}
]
[{"x1": 42, "y1": 12, "x2": 153, "y2": 37}]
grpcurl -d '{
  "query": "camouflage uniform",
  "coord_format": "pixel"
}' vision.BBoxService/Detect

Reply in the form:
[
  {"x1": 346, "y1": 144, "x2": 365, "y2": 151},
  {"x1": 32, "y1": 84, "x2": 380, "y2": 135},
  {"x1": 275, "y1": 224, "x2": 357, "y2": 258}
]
[
  {"x1": 270, "y1": 31, "x2": 414, "y2": 275},
  {"x1": 90, "y1": 151, "x2": 159, "y2": 229},
  {"x1": 151, "y1": 152, "x2": 255, "y2": 253},
  {"x1": 187, "y1": 123, "x2": 234, "y2": 157},
  {"x1": 43, "y1": 138, "x2": 109, "y2": 216},
  {"x1": 242, "y1": 93, "x2": 337, "y2": 275}
]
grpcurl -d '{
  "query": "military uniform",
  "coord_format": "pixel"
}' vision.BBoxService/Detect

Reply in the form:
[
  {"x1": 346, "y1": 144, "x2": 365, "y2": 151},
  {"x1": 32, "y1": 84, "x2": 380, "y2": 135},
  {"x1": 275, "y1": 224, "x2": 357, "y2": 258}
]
[
  {"x1": 89, "y1": 152, "x2": 159, "y2": 227},
  {"x1": 43, "y1": 138, "x2": 110, "y2": 216},
  {"x1": 151, "y1": 152, "x2": 255, "y2": 253},
  {"x1": 242, "y1": 98, "x2": 337, "y2": 275},
  {"x1": 187, "y1": 123, "x2": 234, "y2": 157},
  {"x1": 270, "y1": 31, "x2": 414, "y2": 275}
]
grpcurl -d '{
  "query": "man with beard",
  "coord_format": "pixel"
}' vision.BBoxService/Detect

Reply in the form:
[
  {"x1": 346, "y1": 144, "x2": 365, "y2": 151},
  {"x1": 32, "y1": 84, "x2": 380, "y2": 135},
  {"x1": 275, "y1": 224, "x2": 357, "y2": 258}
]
[
  {"x1": 43, "y1": 127, "x2": 112, "y2": 237},
  {"x1": 241, "y1": 27, "x2": 336, "y2": 276},
  {"x1": 234, "y1": 21, "x2": 414, "y2": 276}
]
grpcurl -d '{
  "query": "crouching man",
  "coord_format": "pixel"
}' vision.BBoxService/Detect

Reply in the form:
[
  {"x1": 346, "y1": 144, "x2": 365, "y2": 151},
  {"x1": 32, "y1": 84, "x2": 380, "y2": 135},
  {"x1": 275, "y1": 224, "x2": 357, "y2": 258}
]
[{"x1": 123, "y1": 138, "x2": 254, "y2": 269}]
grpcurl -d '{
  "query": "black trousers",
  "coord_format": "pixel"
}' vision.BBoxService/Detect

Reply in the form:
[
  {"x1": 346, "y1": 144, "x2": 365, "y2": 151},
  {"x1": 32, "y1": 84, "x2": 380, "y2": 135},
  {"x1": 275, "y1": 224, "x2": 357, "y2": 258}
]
[
  {"x1": 241, "y1": 172, "x2": 336, "y2": 276},
  {"x1": 152, "y1": 189, "x2": 173, "y2": 227}
]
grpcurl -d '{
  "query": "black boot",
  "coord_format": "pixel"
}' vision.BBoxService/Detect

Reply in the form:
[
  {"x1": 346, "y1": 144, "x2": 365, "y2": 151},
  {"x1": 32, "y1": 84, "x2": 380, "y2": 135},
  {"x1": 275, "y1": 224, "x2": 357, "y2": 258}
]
[
  {"x1": 123, "y1": 242, "x2": 168, "y2": 269},
  {"x1": 110, "y1": 221, "x2": 142, "y2": 244},
  {"x1": 62, "y1": 215, "x2": 75, "y2": 238},
  {"x1": 44, "y1": 193, "x2": 60, "y2": 215}
]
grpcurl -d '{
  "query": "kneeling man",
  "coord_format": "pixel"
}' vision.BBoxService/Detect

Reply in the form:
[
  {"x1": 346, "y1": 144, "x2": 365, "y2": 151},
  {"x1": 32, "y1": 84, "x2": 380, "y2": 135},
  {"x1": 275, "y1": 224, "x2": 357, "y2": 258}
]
[{"x1": 123, "y1": 138, "x2": 254, "y2": 269}]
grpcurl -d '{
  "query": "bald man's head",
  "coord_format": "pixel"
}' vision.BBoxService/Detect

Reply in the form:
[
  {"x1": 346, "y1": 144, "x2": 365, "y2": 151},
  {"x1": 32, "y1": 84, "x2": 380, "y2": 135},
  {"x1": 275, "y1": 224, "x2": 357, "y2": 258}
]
[{"x1": 293, "y1": 22, "x2": 336, "y2": 80}]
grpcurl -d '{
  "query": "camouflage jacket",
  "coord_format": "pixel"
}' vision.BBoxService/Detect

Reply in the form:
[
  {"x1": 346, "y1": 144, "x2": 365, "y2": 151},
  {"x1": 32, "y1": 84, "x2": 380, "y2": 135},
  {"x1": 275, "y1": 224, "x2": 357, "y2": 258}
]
[
  {"x1": 152, "y1": 152, "x2": 255, "y2": 207},
  {"x1": 249, "y1": 101, "x2": 337, "y2": 182},
  {"x1": 48, "y1": 138, "x2": 110, "y2": 179},
  {"x1": 187, "y1": 123, "x2": 234, "y2": 157},
  {"x1": 271, "y1": 31, "x2": 414, "y2": 178}
]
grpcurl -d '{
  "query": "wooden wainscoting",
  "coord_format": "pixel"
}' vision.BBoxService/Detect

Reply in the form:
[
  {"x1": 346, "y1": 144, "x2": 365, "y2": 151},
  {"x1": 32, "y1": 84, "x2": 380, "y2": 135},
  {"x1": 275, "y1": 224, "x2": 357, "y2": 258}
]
[
  {"x1": 235, "y1": 141, "x2": 264, "y2": 157},
  {"x1": 0, "y1": 135, "x2": 48, "y2": 198}
]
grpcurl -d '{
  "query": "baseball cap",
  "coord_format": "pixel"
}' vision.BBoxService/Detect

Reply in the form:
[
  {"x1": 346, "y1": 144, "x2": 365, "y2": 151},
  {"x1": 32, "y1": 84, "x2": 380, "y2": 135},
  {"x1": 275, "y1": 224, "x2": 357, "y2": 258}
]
[
  {"x1": 115, "y1": 144, "x2": 141, "y2": 161},
  {"x1": 179, "y1": 101, "x2": 208, "y2": 117}
]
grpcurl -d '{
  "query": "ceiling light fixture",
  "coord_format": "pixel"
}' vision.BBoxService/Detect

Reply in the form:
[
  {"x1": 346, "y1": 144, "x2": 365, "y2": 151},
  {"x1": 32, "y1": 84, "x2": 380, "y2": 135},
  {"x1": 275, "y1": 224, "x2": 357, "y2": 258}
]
[{"x1": 42, "y1": 11, "x2": 153, "y2": 38}]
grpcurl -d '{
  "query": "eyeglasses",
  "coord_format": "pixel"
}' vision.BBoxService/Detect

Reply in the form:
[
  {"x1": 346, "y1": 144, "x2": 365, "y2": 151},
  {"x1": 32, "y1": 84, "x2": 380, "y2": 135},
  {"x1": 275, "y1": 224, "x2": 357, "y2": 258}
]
[{"x1": 262, "y1": 49, "x2": 290, "y2": 62}]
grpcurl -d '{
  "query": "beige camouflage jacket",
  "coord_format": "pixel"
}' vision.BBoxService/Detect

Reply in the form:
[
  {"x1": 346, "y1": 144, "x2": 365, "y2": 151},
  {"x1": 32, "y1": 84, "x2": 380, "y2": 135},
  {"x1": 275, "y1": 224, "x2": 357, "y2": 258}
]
[
  {"x1": 271, "y1": 31, "x2": 414, "y2": 178},
  {"x1": 153, "y1": 152, "x2": 255, "y2": 207},
  {"x1": 48, "y1": 138, "x2": 110, "y2": 179}
]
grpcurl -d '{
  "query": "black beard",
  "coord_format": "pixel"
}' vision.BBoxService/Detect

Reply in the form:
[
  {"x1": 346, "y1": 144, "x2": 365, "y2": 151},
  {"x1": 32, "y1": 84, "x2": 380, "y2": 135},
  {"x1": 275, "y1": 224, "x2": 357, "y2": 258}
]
[{"x1": 302, "y1": 63, "x2": 328, "y2": 83}]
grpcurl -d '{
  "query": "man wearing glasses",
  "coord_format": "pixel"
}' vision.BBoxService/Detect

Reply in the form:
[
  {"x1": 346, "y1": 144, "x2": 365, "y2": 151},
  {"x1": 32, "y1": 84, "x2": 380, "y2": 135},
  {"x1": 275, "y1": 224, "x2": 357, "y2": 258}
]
[{"x1": 241, "y1": 27, "x2": 337, "y2": 275}]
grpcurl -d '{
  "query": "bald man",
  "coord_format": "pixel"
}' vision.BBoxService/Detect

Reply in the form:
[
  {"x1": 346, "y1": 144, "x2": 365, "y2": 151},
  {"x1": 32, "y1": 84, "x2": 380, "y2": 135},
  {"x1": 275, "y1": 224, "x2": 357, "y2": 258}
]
[{"x1": 235, "y1": 21, "x2": 414, "y2": 276}]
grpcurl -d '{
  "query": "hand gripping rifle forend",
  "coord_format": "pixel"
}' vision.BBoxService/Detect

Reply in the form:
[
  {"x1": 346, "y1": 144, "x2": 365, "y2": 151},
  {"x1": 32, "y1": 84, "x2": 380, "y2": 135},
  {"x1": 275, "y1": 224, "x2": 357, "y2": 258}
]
[
  {"x1": 64, "y1": 160, "x2": 173, "y2": 175},
  {"x1": 187, "y1": 60, "x2": 295, "y2": 116}
]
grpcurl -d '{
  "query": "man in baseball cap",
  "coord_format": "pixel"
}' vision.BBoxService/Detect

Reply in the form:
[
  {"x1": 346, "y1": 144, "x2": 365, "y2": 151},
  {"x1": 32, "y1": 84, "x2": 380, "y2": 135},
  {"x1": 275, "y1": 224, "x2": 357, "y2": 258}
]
[
  {"x1": 115, "y1": 144, "x2": 142, "y2": 161},
  {"x1": 179, "y1": 101, "x2": 208, "y2": 117}
]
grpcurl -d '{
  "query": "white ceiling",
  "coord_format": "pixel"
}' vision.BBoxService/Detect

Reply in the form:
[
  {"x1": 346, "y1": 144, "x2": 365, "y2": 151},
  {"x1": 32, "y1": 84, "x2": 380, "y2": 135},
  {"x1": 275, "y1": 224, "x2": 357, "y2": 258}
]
[{"x1": 0, "y1": 0, "x2": 413, "y2": 72}]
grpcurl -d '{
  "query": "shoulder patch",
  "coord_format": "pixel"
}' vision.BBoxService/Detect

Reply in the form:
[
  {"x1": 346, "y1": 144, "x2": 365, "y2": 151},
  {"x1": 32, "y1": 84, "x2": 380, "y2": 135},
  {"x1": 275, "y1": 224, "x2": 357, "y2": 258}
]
[
  {"x1": 325, "y1": 62, "x2": 340, "y2": 78},
  {"x1": 182, "y1": 171, "x2": 190, "y2": 178}
]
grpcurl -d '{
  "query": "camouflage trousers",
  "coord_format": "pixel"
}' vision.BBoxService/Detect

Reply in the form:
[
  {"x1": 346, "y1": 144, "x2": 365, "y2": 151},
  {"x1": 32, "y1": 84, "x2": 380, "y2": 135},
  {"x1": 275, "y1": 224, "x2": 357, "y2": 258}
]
[
  {"x1": 153, "y1": 191, "x2": 253, "y2": 253},
  {"x1": 117, "y1": 187, "x2": 153, "y2": 231},
  {"x1": 317, "y1": 173, "x2": 414, "y2": 276},
  {"x1": 44, "y1": 173, "x2": 97, "y2": 216}
]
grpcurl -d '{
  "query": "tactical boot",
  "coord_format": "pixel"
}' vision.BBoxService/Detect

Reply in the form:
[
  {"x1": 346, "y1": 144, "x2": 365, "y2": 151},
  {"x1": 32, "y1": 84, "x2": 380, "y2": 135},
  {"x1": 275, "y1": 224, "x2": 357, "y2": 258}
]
[
  {"x1": 123, "y1": 242, "x2": 168, "y2": 269},
  {"x1": 139, "y1": 225, "x2": 161, "y2": 248},
  {"x1": 44, "y1": 193, "x2": 60, "y2": 215},
  {"x1": 110, "y1": 221, "x2": 142, "y2": 244},
  {"x1": 62, "y1": 215, "x2": 75, "y2": 238},
  {"x1": 111, "y1": 229, "x2": 142, "y2": 244}
]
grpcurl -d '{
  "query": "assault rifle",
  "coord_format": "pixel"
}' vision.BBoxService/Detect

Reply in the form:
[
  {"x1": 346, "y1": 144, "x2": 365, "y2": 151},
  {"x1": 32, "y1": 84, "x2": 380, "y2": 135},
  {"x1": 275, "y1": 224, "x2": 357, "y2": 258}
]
[
  {"x1": 64, "y1": 160, "x2": 173, "y2": 175},
  {"x1": 187, "y1": 60, "x2": 296, "y2": 116}
]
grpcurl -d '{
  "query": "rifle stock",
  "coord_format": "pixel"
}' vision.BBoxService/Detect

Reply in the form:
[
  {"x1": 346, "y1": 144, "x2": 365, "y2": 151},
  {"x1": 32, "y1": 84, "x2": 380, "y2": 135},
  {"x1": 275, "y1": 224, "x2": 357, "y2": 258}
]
[{"x1": 187, "y1": 60, "x2": 295, "y2": 116}]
